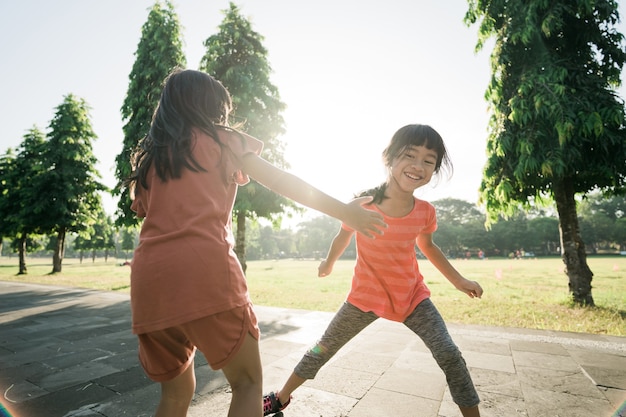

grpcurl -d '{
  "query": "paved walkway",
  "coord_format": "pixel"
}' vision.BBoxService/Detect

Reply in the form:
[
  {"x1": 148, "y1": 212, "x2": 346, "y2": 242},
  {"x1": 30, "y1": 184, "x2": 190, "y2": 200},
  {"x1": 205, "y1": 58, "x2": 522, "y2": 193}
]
[{"x1": 0, "y1": 281, "x2": 624, "y2": 417}]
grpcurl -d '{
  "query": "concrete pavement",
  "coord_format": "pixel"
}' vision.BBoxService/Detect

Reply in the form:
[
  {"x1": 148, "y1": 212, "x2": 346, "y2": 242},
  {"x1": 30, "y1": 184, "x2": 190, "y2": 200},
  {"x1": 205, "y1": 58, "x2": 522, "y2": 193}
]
[{"x1": 0, "y1": 281, "x2": 624, "y2": 417}]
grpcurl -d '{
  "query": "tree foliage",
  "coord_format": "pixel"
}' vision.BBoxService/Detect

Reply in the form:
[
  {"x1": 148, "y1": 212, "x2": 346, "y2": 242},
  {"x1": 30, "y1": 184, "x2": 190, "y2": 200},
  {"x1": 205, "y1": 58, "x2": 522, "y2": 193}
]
[
  {"x1": 579, "y1": 192, "x2": 626, "y2": 252},
  {"x1": 4, "y1": 196, "x2": 623, "y2": 262},
  {"x1": 294, "y1": 216, "x2": 343, "y2": 258},
  {"x1": 74, "y1": 211, "x2": 116, "y2": 262},
  {"x1": 36, "y1": 94, "x2": 106, "y2": 273},
  {"x1": 0, "y1": 128, "x2": 47, "y2": 273},
  {"x1": 0, "y1": 149, "x2": 15, "y2": 237},
  {"x1": 465, "y1": 0, "x2": 626, "y2": 305},
  {"x1": 114, "y1": 0, "x2": 186, "y2": 227},
  {"x1": 120, "y1": 226, "x2": 137, "y2": 261},
  {"x1": 199, "y1": 2, "x2": 291, "y2": 271}
]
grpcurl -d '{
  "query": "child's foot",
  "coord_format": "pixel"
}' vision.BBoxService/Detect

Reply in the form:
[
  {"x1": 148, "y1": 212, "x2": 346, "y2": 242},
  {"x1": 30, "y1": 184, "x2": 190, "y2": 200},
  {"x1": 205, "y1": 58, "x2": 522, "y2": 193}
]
[{"x1": 263, "y1": 391, "x2": 291, "y2": 416}]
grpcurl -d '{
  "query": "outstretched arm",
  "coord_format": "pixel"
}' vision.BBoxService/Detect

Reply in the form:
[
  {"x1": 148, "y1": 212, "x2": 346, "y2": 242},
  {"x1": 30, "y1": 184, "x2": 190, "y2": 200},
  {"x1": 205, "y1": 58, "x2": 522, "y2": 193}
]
[
  {"x1": 318, "y1": 227, "x2": 354, "y2": 277},
  {"x1": 417, "y1": 232, "x2": 483, "y2": 298},
  {"x1": 242, "y1": 153, "x2": 386, "y2": 238}
]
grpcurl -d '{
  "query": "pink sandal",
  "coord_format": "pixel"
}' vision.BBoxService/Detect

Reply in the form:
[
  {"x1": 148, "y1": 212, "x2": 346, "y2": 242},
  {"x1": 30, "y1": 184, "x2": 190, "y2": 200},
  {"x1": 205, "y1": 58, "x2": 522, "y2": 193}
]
[{"x1": 263, "y1": 391, "x2": 291, "y2": 416}]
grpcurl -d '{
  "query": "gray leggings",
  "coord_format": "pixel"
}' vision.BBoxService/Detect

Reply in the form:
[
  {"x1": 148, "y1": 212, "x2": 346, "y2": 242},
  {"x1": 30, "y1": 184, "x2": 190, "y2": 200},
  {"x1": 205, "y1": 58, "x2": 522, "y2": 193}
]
[{"x1": 294, "y1": 299, "x2": 480, "y2": 408}]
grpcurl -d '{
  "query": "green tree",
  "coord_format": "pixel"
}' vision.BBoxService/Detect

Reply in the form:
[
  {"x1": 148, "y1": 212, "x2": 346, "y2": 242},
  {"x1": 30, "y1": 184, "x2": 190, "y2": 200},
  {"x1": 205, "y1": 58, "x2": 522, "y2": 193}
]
[
  {"x1": 615, "y1": 217, "x2": 626, "y2": 251},
  {"x1": 0, "y1": 149, "x2": 16, "y2": 239},
  {"x1": 580, "y1": 211, "x2": 615, "y2": 253},
  {"x1": 120, "y1": 226, "x2": 137, "y2": 261},
  {"x1": 73, "y1": 210, "x2": 116, "y2": 262},
  {"x1": 488, "y1": 214, "x2": 526, "y2": 257},
  {"x1": 0, "y1": 128, "x2": 48, "y2": 274},
  {"x1": 295, "y1": 216, "x2": 342, "y2": 258},
  {"x1": 466, "y1": 0, "x2": 626, "y2": 305},
  {"x1": 242, "y1": 219, "x2": 262, "y2": 259},
  {"x1": 73, "y1": 234, "x2": 91, "y2": 263},
  {"x1": 527, "y1": 216, "x2": 560, "y2": 255},
  {"x1": 432, "y1": 198, "x2": 487, "y2": 257},
  {"x1": 257, "y1": 225, "x2": 280, "y2": 259},
  {"x1": 433, "y1": 198, "x2": 483, "y2": 225},
  {"x1": 114, "y1": 0, "x2": 186, "y2": 227},
  {"x1": 199, "y1": 2, "x2": 292, "y2": 272},
  {"x1": 93, "y1": 213, "x2": 116, "y2": 262},
  {"x1": 579, "y1": 192, "x2": 626, "y2": 221},
  {"x1": 579, "y1": 193, "x2": 626, "y2": 252},
  {"x1": 0, "y1": 148, "x2": 20, "y2": 269},
  {"x1": 36, "y1": 94, "x2": 106, "y2": 273}
]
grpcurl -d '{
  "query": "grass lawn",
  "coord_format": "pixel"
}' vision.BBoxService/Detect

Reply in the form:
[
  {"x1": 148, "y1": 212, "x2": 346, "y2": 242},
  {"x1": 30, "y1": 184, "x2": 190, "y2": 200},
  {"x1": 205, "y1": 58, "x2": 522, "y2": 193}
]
[{"x1": 1, "y1": 255, "x2": 624, "y2": 336}]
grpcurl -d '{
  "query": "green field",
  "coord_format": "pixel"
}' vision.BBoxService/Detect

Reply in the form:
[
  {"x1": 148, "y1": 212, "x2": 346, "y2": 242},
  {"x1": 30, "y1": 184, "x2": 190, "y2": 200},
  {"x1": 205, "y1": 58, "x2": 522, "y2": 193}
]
[{"x1": 1, "y1": 256, "x2": 624, "y2": 336}]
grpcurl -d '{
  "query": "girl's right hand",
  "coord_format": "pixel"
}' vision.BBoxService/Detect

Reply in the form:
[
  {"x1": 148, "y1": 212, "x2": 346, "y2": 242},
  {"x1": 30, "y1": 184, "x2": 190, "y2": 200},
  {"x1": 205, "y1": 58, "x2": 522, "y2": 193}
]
[
  {"x1": 343, "y1": 196, "x2": 387, "y2": 238},
  {"x1": 318, "y1": 260, "x2": 333, "y2": 277}
]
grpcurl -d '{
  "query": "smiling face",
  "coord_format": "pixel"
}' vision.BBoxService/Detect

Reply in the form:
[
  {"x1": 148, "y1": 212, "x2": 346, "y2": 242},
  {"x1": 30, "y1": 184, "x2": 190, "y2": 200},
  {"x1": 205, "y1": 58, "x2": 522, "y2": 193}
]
[
  {"x1": 370, "y1": 124, "x2": 451, "y2": 204},
  {"x1": 388, "y1": 145, "x2": 439, "y2": 193}
]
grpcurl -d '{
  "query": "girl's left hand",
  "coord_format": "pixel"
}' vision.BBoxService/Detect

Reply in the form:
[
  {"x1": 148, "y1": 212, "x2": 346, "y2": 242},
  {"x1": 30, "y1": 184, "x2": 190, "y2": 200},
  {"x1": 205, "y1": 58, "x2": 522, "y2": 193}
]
[
  {"x1": 460, "y1": 279, "x2": 483, "y2": 299},
  {"x1": 318, "y1": 260, "x2": 333, "y2": 277}
]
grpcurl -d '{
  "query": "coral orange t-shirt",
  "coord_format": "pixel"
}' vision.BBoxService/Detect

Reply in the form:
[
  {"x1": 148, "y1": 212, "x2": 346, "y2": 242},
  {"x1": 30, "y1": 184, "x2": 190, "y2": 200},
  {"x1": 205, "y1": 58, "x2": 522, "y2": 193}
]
[
  {"x1": 130, "y1": 127, "x2": 263, "y2": 334},
  {"x1": 345, "y1": 198, "x2": 437, "y2": 322}
]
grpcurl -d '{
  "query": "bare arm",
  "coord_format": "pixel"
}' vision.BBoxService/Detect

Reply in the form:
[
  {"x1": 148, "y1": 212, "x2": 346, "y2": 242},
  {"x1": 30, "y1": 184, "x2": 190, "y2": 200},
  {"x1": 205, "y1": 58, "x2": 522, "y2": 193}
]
[
  {"x1": 318, "y1": 227, "x2": 354, "y2": 277},
  {"x1": 417, "y1": 233, "x2": 483, "y2": 298},
  {"x1": 242, "y1": 152, "x2": 386, "y2": 238}
]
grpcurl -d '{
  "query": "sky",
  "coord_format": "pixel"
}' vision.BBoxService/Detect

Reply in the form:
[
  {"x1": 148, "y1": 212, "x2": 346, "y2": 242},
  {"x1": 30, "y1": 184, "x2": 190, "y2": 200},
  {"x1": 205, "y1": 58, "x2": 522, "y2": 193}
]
[{"x1": 1, "y1": 0, "x2": 626, "y2": 225}]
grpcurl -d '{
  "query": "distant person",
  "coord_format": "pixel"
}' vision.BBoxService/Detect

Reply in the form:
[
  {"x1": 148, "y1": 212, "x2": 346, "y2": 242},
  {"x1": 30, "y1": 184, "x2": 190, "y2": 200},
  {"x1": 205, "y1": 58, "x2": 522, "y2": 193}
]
[
  {"x1": 126, "y1": 68, "x2": 386, "y2": 417},
  {"x1": 263, "y1": 124, "x2": 483, "y2": 417}
]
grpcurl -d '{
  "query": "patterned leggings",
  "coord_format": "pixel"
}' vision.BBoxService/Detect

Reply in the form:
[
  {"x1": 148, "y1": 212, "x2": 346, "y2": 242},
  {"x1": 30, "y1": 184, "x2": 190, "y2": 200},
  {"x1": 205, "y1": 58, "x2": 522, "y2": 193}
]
[{"x1": 293, "y1": 299, "x2": 480, "y2": 408}]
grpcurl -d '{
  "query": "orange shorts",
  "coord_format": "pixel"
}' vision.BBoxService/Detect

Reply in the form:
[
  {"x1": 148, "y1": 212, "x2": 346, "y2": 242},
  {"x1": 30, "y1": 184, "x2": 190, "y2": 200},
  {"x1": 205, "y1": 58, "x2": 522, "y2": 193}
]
[{"x1": 137, "y1": 303, "x2": 260, "y2": 382}]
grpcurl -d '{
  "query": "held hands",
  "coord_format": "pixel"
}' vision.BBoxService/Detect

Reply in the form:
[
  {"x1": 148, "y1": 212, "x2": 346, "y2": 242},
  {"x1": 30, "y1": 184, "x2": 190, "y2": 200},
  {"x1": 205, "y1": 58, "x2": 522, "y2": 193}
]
[{"x1": 343, "y1": 196, "x2": 387, "y2": 238}]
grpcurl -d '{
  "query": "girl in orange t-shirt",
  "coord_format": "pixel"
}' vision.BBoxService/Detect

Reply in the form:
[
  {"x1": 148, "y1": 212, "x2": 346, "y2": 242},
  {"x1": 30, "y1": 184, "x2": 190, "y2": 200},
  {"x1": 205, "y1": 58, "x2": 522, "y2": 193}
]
[
  {"x1": 126, "y1": 68, "x2": 386, "y2": 417},
  {"x1": 264, "y1": 125, "x2": 484, "y2": 417}
]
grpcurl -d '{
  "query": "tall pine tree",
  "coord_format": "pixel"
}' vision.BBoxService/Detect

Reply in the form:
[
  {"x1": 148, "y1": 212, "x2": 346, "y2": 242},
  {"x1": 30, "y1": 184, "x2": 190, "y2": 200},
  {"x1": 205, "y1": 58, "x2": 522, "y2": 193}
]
[
  {"x1": 3, "y1": 128, "x2": 47, "y2": 274},
  {"x1": 200, "y1": 2, "x2": 292, "y2": 272},
  {"x1": 37, "y1": 95, "x2": 105, "y2": 273},
  {"x1": 114, "y1": 0, "x2": 186, "y2": 227}
]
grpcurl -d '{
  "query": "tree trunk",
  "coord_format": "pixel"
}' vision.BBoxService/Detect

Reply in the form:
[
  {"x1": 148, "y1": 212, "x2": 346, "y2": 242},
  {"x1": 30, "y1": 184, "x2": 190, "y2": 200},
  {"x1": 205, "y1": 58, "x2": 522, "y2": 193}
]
[
  {"x1": 234, "y1": 211, "x2": 247, "y2": 274},
  {"x1": 18, "y1": 234, "x2": 27, "y2": 275},
  {"x1": 52, "y1": 227, "x2": 66, "y2": 274},
  {"x1": 553, "y1": 178, "x2": 594, "y2": 306}
]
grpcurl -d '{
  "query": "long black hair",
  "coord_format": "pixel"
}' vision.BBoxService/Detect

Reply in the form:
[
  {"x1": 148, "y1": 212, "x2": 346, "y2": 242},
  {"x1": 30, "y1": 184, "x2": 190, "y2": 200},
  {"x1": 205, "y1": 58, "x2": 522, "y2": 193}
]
[
  {"x1": 126, "y1": 68, "x2": 233, "y2": 193},
  {"x1": 358, "y1": 124, "x2": 453, "y2": 204}
]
